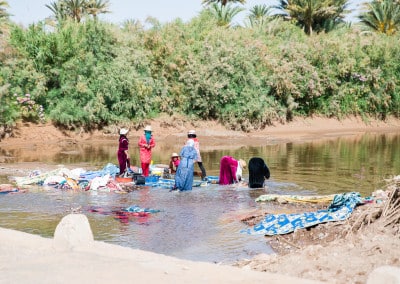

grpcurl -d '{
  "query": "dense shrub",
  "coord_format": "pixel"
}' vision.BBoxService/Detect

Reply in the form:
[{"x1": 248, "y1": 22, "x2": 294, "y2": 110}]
[{"x1": 1, "y1": 14, "x2": 399, "y2": 131}]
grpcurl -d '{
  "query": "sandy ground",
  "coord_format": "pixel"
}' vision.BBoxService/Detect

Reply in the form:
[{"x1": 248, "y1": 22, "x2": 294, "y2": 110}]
[{"x1": 0, "y1": 115, "x2": 400, "y2": 283}]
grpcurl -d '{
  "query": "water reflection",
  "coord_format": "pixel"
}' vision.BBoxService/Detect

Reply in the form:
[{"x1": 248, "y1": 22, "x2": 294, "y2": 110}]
[
  {"x1": 0, "y1": 132, "x2": 399, "y2": 263},
  {"x1": 1, "y1": 133, "x2": 399, "y2": 194}
]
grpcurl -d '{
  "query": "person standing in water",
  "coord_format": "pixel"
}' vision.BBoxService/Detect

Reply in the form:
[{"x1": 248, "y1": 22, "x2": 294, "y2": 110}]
[
  {"x1": 174, "y1": 139, "x2": 198, "y2": 191},
  {"x1": 219, "y1": 156, "x2": 246, "y2": 185},
  {"x1": 187, "y1": 129, "x2": 207, "y2": 180},
  {"x1": 117, "y1": 128, "x2": 130, "y2": 176},
  {"x1": 248, "y1": 157, "x2": 270, "y2": 188},
  {"x1": 138, "y1": 125, "x2": 156, "y2": 177}
]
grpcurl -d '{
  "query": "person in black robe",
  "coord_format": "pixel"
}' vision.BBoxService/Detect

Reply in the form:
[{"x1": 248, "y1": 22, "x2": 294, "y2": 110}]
[{"x1": 248, "y1": 157, "x2": 270, "y2": 188}]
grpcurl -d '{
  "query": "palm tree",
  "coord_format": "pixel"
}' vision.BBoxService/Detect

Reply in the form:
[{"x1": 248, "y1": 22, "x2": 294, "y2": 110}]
[
  {"x1": 46, "y1": 1, "x2": 68, "y2": 23},
  {"x1": 86, "y1": 0, "x2": 110, "y2": 19},
  {"x1": 46, "y1": 0, "x2": 110, "y2": 23},
  {"x1": 274, "y1": 0, "x2": 350, "y2": 35},
  {"x1": 247, "y1": 4, "x2": 272, "y2": 27},
  {"x1": 359, "y1": 0, "x2": 400, "y2": 35},
  {"x1": 67, "y1": 0, "x2": 87, "y2": 22},
  {"x1": 202, "y1": 0, "x2": 246, "y2": 7},
  {"x1": 208, "y1": 3, "x2": 245, "y2": 27},
  {"x1": 0, "y1": 0, "x2": 9, "y2": 21}
]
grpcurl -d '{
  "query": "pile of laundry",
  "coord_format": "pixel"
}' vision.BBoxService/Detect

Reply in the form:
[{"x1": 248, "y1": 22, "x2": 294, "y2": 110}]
[
  {"x1": 11, "y1": 163, "x2": 124, "y2": 192},
  {"x1": 8, "y1": 163, "x2": 217, "y2": 192},
  {"x1": 242, "y1": 192, "x2": 366, "y2": 236}
]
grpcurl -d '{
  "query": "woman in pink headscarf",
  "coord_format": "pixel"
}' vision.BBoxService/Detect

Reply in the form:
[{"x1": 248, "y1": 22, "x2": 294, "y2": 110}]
[
  {"x1": 138, "y1": 125, "x2": 156, "y2": 177},
  {"x1": 219, "y1": 156, "x2": 246, "y2": 185}
]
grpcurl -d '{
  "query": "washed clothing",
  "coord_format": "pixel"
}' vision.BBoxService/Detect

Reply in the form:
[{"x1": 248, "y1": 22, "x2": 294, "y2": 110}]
[
  {"x1": 243, "y1": 192, "x2": 362, "y2": 235},
  {"x1": 248, "y1": 157, "x2": 270, "y2": 188},
  {"x1": 175, "y1": 142, "x2": 198, "y2": 191}
]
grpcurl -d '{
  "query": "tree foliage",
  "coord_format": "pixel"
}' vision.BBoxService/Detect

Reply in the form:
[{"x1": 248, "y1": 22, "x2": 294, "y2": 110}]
[
  {"x1": 0, "y1": 2, "x2": 399, "y2": 133},
  {"x1": 274, "y1": 0, "x2": 350, "y2": 35},
  {"x1": 202, "y1": 0, "x2": 246, "y2": 7},
  {"x1": 359, "y1": 0, "x2": 400, "y2": 35},
  {"x1": 46, "y1": 0, "x2": 110, "y2": 24}
]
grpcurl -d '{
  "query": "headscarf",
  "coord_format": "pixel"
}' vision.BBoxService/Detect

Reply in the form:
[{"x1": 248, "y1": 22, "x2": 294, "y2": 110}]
[
  {"x1": 145, "y1": 131, "x2": 152, "y2": 143},
  {"x1": 186, "y1": 139, "x2": 195, "y2": 148}
]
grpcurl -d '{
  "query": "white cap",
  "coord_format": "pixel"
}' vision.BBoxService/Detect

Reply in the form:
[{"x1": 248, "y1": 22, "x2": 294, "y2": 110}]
[
  {"x1": 188, "y1": 129, "x2": 196, "y2": 135},
  {"x1": 144, "y1": 125, "x2": 152, "y2": 132},
  {"x1": 119, "y1": 128, "x2": 129, "y2": 135}
]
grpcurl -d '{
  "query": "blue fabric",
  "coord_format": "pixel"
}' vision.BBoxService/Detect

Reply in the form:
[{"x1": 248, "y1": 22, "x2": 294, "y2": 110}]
[
  {"x1": 124, "y1": 205, "x2": 160, "y2": 213},
  {"x1": 79, "y1": 163, "x2": 120, "y2": 180},
  {"x1": 242, "y1": 192, "x2": 362, "y2": 236},
  {"x1": 145, "y1": 131, "x2": 152, "y2": 143},
  {"x1": 175, "y1": 145, "x2": 198, "y2": 191}
]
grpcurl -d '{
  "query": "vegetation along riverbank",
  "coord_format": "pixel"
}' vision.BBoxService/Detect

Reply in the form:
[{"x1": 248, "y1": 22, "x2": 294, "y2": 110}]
[
  {"x1": 1, "y1": 0, "x2": 400, "y2": 140},
  {"x1": 1, "y1": 0, "x2": 400, "y2": 283}
]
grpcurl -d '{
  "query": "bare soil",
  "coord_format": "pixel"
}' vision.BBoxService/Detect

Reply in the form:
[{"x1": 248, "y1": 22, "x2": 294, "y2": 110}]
[{"x1": 1, "y1": 115, "x2": 400, "y2": 283}]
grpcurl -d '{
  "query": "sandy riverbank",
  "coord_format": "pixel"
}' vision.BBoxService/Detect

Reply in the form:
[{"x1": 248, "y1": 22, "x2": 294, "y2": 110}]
[{"x1": 0, "y1": 214, "x2": 322, "y2": 284}]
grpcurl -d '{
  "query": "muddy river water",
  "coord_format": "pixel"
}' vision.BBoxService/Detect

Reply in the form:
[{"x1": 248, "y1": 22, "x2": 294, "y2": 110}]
[{"x1": 0, "y1": 132, "x2": 399, "y2": 263}]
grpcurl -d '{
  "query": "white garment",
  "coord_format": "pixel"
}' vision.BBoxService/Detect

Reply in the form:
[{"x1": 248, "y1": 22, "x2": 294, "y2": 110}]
[{"x1": 236, "y1": 164, "x2": 243, "y2": 181}]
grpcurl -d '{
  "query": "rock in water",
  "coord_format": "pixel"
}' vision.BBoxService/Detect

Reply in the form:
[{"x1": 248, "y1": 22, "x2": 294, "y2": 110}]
[{"x1": 53, "y1": 214, "x2": 94, "y2": 250}]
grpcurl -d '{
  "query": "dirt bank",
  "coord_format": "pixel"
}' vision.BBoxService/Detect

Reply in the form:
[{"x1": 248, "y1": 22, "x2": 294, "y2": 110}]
[{"x1": 2, "y1": 115, "x2": 400, "y2": 148}]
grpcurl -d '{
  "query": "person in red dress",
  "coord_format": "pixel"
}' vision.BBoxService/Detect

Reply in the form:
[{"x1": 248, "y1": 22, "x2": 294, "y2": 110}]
[{"x1": 138, "y1": 125, "x2": 156, "y2": 177}]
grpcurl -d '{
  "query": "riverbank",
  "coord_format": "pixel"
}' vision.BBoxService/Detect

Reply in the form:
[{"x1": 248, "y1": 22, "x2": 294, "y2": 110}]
[
  {"x1": 0, "y1": 115, "x2": 400, "y2": 283},
  {"x1": 0, "y1": 215, "x2": 319, "y2": 284},
  {"x1": 1, "y1": 115, "x2": 400, "y2": 164}
]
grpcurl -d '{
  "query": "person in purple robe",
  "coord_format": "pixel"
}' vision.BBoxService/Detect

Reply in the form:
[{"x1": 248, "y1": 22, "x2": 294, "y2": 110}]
[{"x1": 117, "y1": 128, "x2": 130, "y2": 176}]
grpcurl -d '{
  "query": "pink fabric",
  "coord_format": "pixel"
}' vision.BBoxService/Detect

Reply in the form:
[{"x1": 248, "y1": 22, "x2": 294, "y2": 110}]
[
  {"x1": 173, "y1": 159, "x2": 180, "y2": 167},
  {"x1": 219, "y1": 156, "x2": 238, "y2": 185}
]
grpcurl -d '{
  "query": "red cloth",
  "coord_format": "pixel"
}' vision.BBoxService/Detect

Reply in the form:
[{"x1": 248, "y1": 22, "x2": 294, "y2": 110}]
[
  {"x1": 219, "y1": 156, "x2": 239, "y2": 185},
  {"x1": 141, "y1": 162, "x2": 150, "y2": 177}
]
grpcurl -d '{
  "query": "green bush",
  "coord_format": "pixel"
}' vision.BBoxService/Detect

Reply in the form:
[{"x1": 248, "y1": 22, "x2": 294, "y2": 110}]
[{"x1": 1, "y1": 14, "x2": 399, "y2": 131}]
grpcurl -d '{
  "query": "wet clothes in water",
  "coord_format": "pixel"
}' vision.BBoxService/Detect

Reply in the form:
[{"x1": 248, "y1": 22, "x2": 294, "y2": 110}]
[
  {"x1": 175, "y1": 142, "x2": 198, "y2": 191},
  {"x1": 248, "y1": 157, "x2": 270, "y2": 188}
]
